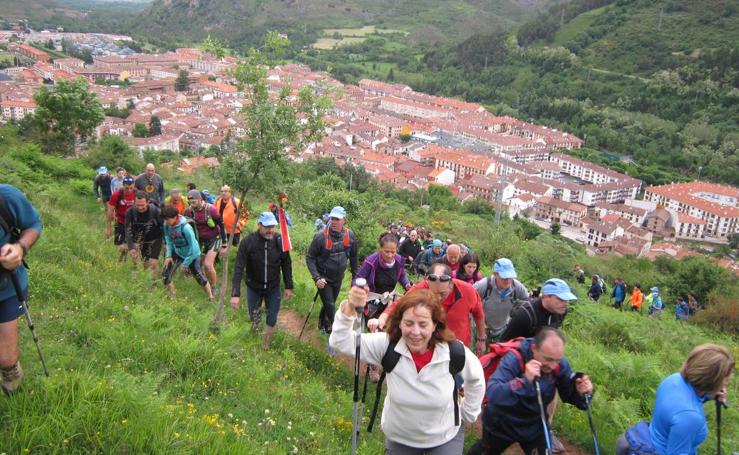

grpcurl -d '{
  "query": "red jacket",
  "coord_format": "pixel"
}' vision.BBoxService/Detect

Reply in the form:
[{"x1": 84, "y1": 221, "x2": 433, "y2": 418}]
[{"x1": 383, "y1": 279, "x2": 484, "y2": 346}]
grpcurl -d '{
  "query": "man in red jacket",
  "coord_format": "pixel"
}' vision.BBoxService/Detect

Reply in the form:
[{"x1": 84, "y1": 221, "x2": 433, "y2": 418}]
[{"x1": 368, "y1": 262, "x2": 487, "y2": 355}]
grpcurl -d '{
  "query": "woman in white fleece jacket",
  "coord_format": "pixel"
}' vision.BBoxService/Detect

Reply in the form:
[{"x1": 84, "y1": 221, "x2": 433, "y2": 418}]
[{"x1": 330, "y1": 286, "x2": 485, "y2": 454}]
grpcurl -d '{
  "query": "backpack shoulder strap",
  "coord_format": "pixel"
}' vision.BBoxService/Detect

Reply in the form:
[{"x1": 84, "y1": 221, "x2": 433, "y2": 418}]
[
  {"x1": 368, "y1": 342, "x2": 401, "y2": 433},
  {"x1": 0, "y1": 192, "x2": 16, "y2": 240},
  {"x1": 483, "y1": 276, "x2": 493, "y2": 300},
  {"x1": 521, "y1": 302, "x2": 537, "y2": 334},
  {"x1": 342, "y1": 227, "x2": 351, "y2": 248},
  {"x1": 447, "y1": 340, "x2": 466, "y2": 427}
]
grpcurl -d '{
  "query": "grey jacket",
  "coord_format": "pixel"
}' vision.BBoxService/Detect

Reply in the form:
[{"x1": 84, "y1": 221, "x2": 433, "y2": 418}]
[{"x1": 473, "y1": 277, "x2": 529, "y2": 340}]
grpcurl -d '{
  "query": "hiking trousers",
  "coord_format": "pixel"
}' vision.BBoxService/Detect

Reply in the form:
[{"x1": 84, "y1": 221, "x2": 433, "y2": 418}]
[
  {"x1": 317, "y1": 278, "x2": 342, "y2": 332},
  {"x1": 386, "y1": 426, "x2": 464, "y2": 454},
  {"x1": 467, "y1": 428, "x2": 547, "y2": 455}
]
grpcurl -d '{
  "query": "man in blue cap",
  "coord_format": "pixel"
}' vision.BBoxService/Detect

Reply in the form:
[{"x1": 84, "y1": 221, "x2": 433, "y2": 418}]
[
  {"x1": 498, "y1": 278, "x2": 578, "y2": 453},
  {"x1": 93, "y1": 166, "x2": 112, "y2": 233},
  {"x1": 306, "y1": 206, "x2": 357, "y2": 334},
  {"x1": 412, "y1": 238, "x2": 444, "y2": 276},
  {"x1": 231, "y1": 211, "x2": 293, "y2": 349},
  {"x1": 474, "y1": 258, "x2": 530, "y2": 343}
]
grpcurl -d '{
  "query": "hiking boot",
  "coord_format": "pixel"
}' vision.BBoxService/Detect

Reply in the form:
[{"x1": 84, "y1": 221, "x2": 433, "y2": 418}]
[
  {"x1": 1, "y1": 362, "x2": 24, "y2": 396},
  {"x1": 262, "y1": 325, "x2": 275, "y2": 350},
  {"x1": 250, "y1": 308, "x2": 262, "y2": 333},
  {"x1": 550, "y1": 433, "x2": 566, "y2": 453}
]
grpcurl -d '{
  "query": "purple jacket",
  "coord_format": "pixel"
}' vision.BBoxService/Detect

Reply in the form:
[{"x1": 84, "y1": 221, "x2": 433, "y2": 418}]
[{"x1": 356, "y1": 252, "x2": 410, "y2": 292}]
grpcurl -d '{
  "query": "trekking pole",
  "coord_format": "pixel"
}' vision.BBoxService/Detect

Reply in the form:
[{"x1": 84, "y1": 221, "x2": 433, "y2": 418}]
[
  {"x1": 534, "y1": 378, "x2": 552, "y2": 455},
  {"x1": 298, "y1": 290, "x2": 320, "y2": 341},
  {"x1": 351, "y1": 278, "x2": 367, "y2": 455},
  {"x1": 584, "y1": 393, "x2": 601, "y2": 455},
  {"x1": 7, "y1": 269, "x2": 50, "y2": 377},
  {"x1": 716, "y1": 398, "x2": 728, "y2": 455}
]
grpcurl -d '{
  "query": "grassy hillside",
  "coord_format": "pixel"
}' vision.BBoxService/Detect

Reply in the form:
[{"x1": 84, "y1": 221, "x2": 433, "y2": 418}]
[
  {"x1": 0, "y1": 0, "x2": 82, "y2": 23},
  {"x1": 0, "y1": 131, "x2": 737, "y2": 453}
]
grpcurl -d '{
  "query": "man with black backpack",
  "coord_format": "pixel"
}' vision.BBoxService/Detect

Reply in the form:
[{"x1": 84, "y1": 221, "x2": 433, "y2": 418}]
[
  {"x1": 125, "y1": 191, "x2": 163, "y2": 279},
  {"x1": 0, "y1": 184, "x2": 42, "y2": 395},
  {"x1": 231, "y1": 212, "x2": 293, "y2": 349},
  {"x1": 306, "y1": 206, "x2": 358, "y2": 334},
  {"x1": 474, "y1": 258, "x2": 530, "y2": 344}
]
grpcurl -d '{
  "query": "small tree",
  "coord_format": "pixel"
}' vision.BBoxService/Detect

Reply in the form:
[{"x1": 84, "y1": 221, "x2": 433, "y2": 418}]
[
  {"x1": 210, "y1": 32, "x2": 331, "y2": 329},
  {"x1": 175, "y1": 70, "x2": 190, "y2": 92},
  {"x1": 31, "y1": 78, "x2": 104, "y2": 154},
  {"x1": 132, "y1": 123, "x2": 148, "y2": 137},
  {"x1": 201, "y1": 34, "x2": 226, "y2": 59},
  {"x1": 148, "y1": 115, "x2": 162, "y2": 136},
  {"x1": 386, "y1": 67, "x2": 395, "y2": 82},
  {"x1": 550, "y1": 222, "x2": 561, "y2": 235}
]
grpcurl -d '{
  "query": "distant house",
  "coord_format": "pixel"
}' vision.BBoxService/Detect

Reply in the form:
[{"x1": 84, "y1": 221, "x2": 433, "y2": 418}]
[{"x1": 534, "y1": 196, "x2": 588, "y2": 226}]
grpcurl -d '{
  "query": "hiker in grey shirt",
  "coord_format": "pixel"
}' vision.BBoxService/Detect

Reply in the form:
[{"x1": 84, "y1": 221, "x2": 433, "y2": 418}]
[
  {"x1": 473, "y1": 258, "x2": 529, "y2": 343},
  {"x1": 134, "y1": 163, "x2": 165, "y2": 206}
]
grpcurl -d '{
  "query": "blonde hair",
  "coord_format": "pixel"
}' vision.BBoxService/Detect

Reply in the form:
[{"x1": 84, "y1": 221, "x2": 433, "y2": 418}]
[{"x1": 680, "y1": 344, "x2": 735, "y2": 394}]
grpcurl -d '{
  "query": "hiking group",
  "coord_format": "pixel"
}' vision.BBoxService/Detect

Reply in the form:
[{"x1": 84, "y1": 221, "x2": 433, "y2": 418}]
[{"x1": 1, "y1": 177, "x2": 734, "y2": 455}]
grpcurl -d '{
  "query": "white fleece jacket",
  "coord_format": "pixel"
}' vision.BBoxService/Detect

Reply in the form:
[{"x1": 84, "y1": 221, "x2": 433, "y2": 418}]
[{"x1": 329, "y1": 304, "x2": 485, "y2": 448}]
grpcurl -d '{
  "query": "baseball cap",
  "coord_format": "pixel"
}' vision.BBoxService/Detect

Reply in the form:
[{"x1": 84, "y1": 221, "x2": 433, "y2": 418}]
[
  {"x1": 98, "y1": 166, "x2": 108, "y2": 175},
  {"x1": 432, "y1": 239, "x2": 443, "y2": 248},
  {"x1": 493, "y1": 258, "x2": 517, "y2": 279},
  {"x1": 122, "y1": 176, "x2": 134, "y2": 185},
  {"x1": 329, "y1": 206, "x2": 346, "y2": 219},
  {"x1": 650, "y1": 287, "x2": 659, "y2": 292},
  {"x1": 187, "y1": 189, "x2": 202, "y2": 200},
  {"x1": 258, "y1": 211, "x2": 278, "y2": 227},
  {"x1": 542, "y1": 278, "x2": 577, "y2": 301}
]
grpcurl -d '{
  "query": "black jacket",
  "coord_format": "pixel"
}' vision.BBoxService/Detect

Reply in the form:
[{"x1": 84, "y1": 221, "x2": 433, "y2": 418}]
[
  {"x1": 398, "y1": 238, "x2": 422, "y2": 264},
  {"x1": 305, "y1": 228, "x2": 358, "y2": 282},
  {"x1": 232, "y1": 231, "x2": 293, "y2": 296},
  {"x1": 124, "y1": 204, "x2": 163, "y2": 248},
  {"x1": 499, "y1": 298, "x2": 565, "y2": 341}
]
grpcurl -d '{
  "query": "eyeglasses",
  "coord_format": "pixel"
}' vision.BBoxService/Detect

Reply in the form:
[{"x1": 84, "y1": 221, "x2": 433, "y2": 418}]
[{"x1": 427, "y1": 274, "x2": 452, "y2": 283}]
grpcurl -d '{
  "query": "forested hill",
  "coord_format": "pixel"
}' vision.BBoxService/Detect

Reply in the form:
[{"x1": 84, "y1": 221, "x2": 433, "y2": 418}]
[{"x1": 130, "y1": 0, "x2": 552, "y2": 49}]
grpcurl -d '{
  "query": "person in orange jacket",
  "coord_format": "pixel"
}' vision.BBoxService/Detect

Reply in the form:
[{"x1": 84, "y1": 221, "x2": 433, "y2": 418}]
[
  {"x1": 629, "y1": 284, "x2": 643, "y2": 312},
  {"x1": 215, "y1": 185, "x2": 249, "y2": 246}
]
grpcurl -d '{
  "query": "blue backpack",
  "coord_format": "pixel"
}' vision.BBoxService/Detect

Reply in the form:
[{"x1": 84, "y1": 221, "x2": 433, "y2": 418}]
[{"x1": 624, "y1": 422, "x2": 658, "y2": 454}]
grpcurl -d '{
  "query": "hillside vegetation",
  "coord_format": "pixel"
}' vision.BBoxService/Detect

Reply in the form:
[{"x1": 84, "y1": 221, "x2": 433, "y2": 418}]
[{"x1": 1, "y1": 127, "x2": 737, "y2": 453}]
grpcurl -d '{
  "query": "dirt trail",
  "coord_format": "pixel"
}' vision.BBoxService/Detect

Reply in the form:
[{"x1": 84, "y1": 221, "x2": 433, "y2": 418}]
[{"x1": 277, "y1": 308, "x2": 591, "y2": 455}]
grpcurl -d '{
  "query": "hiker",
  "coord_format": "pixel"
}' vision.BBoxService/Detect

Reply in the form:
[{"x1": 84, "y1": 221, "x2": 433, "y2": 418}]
[
  {"x1": 574, "y1": 264, "x2": 585, "y2": 284},
  {"x1": 215, "y1": 185, "x2": 248, "y2": 246},
  {"x1": 436, "y1": 243, "x2": 462, "y2": 275},
  {"x1": 305, "y1": 206, "x2": 358, "y2": 334},
  {"x1": 497, "y1": 278, "x2": 578, "y2": 453},
  {"x1": 646, "y1": 287, "x2": 663, "y2": 317},
  {"x1": 125, "y1": 191, "x2": 163, "y2": 278},
  {"x1": 0, "y1": 184, "x2": 42, "y2": 395},
  {"x1": 314, "y1": 213, "x2": 328, "y2": 232},
  {"x1": 454, "y1": 253, "x2": 483, "y2": 284},
  {"x1": 161, "y1": 206, "x2": 214, "y2": 300},
  {"x1": 185, "y1": 189, "x2": 227, "y2": 290},
  {"x1": 201, "y1": 189, "x2": 216, "y2": 204},
  {"x1": 165, "y1": 188, "x2": 186, "y2": 215},
  {"x1": 616, "y1": 343, "x2": 733, "y2": 455},
  {"x1": 422, "y1": 231, "x2": 435, "y2": 250},
  {"x1": 356, "y1": 234, "x2": 412, "y2": 295},
  {"x1": 231, "y1": 212, "x2": 293, "y2": 349},
  {"x1": 474, "y1": 327, "x2": 593, "y2": 455},
  {"x1": 612, "y1": 277, "x2": 626, "y2": 310},
  {"x1": 587, "y1": 274, "x2": 603, "y2": 302},
  {"x1": 379, "y1": 223, "x2": 401, "y2": 244},
  {"x1": 369, "y1": 263, "x2": 487, "y2": 355},
  {"x1": 397, "y1": 229, "x2": 422, "y2": 269},
  {"x1": 108, "y1": 176, "x2": 137, "y2": 262},
  {"x1": 675, "y1": 296, "x2": 690, "y2": 322},
  {"x1": 134, "y1": 163, "x2": 165, "y2": 206},
  {"x1": 687, "y1": 292, "x2": 700, "y2": 315},
  {"x1": 412, "y1": 239, "x2": 443, "y2": 276},
  {"x1": 330, "y1": 287, "x2": 485, "y2": 453},
  {"x1": 93, "y1": 166, "x2": 113, "y2": 207},
  {"x1": 474, "y1": 258, "x2": 529, "y2": 343},
  {"x1": 629, "y1": 284, "x2": 643, "y2": 312},
  {"x1": 110, "y1": 167, "x2": 127, "y2": 194}
]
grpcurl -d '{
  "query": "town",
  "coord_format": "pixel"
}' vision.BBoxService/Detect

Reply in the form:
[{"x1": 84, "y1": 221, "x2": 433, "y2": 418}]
[{"x1": 1, "y1": 30, "x2": 737, "y2": 275}]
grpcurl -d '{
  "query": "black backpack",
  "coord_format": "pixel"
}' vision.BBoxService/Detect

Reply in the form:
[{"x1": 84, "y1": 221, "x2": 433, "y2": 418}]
[{"x1": 367, "y1": 340, "x2": 466, "y2": 432}]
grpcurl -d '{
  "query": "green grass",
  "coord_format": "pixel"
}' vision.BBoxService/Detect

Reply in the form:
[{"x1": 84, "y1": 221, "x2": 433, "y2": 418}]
[{"x1": 552, "y1": 6, "x2": 608, "y2": 46}]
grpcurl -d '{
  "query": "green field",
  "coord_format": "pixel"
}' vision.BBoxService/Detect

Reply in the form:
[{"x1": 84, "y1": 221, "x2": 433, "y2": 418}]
[
  {"x1": 313, "y1": 25, "x2": 408, "y2": 49},
  {"x1": 552, "y1": 6, "x2": 608, "y2": 46}
]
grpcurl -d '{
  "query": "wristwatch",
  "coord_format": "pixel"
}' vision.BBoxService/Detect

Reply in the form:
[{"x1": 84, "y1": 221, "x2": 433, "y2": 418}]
[{"x1": 15, "y1": 241, "x2": 28, "y2": 257}]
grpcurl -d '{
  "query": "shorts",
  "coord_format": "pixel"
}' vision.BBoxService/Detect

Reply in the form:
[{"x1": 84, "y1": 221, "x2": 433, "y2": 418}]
[
  {"x1": 0, "y1": 287, "x2": 27, "y2": 323},
  {"x1": 200, "y1": 237, "x2": 222, "y2": 255},
  {"x1": 114, "y1": 222, "x2": 126, "y2": 246},
  {"x1": 162, "y1": 254, "x2": 208, "y2": 287},
  {"x1": 139, "y1": 238, "x2": 163, "y2": 261}
]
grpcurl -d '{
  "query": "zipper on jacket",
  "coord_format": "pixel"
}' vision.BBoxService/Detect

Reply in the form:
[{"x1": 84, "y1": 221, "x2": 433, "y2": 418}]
[{"x1": 263, "y1": 240, "x2": 268, "y2": 290}]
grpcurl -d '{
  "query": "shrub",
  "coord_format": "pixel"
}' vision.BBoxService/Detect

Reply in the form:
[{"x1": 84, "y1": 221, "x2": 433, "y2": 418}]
[{"x1": 693, "y1": 293, "x2": 739, "y2": 335}]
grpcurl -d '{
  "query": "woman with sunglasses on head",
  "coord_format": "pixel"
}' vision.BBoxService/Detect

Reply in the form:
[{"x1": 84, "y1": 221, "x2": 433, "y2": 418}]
[
  {"x1": 330, "y1": 287, "x2": 485, "y2": 454},
  {"x1": 368, "y1": 263, "x2": 487, "y2": 356}
]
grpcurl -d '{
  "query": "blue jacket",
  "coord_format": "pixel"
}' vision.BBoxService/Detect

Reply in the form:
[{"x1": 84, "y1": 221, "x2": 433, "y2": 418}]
[
  {"x1": 612, "y1": 282, "x2": 626, "y2": 302},
  {"x1": 0, "y1": 185, "x2": 43, "y2": 301},
  {"x1": 163, "y1": 216, "x2": 200, "y2": 267},
  {"x1": 650, "y1": 373, "x2": 708, "y2": 455},
  {"x1": 483, "y1": 338, "x2": 587, "y2": 441}
]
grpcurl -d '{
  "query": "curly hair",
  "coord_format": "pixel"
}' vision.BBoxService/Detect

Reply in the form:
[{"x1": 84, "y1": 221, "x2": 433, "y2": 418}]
[{"x1": 386, "y1": 289, "x2": 456, "y2": 346}]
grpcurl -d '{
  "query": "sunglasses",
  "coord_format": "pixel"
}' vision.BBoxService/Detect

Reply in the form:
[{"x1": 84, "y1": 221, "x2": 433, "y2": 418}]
[{"x1": 427, "y1": 274, "x2": 452, "y2": 283}]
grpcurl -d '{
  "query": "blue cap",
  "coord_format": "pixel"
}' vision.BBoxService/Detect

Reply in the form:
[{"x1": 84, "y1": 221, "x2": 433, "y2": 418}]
[
  {"x1": 650, "y1": 287, "x2": 659, "y2": 293},
  {"x1": 98, "y1": 166, "x2": 108, "y2": 175},
  {"x1": 329, "y1": 206, "x2": 346, "y2": 219},
  {"x1": 202, "y1": 189, "x2": 210, "y2": 196},
  {"x1": 432, "y1": 239, "x2": 443, "y2": 248},
  {"x1": 258, "y1": 211, "x2": 278, "y2": 227},
  {"x1": 494, "y1": 258, "x2": 517, "y2": 279},
  {"x1": 542, "y1": 278, "x2": 577, "y2": 301},
  {"x1": 122, "y1": 176, "x2": 134, "y2": 185}
]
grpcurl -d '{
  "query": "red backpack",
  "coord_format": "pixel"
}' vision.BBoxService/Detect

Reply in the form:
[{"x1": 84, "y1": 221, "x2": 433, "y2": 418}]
[{"x1": 479, "y1": 338, "x2": 525, "y2": 405}]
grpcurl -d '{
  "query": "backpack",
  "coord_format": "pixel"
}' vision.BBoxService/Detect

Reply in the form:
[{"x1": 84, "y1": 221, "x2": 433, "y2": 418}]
[
  {"x1": 367, "y1": 340, "x2": 466, "y2": 432},
  {"x1": 322, "y1": 227, "x2": 352, "y2": 252},
  {"x1": 186, "y1": 204, "x2": 215, "y2": 229},
  {"x1": 623, "y1": 421, "x2": 658, "y2": 454}
]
